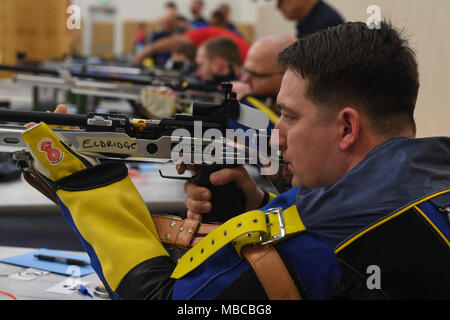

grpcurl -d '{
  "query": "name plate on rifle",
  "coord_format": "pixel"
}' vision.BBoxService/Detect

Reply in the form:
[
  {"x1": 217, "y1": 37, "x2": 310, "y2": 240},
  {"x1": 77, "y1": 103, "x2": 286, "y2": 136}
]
[{"x1": 76, "y1": 137, "x2": 138, "y2": 154}]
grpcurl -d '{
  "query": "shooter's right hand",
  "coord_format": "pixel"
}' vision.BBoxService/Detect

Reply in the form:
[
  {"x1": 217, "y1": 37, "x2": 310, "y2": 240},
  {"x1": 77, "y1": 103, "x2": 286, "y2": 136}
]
[{"x1": 177, "y1": 164, "x2": 266, "y2": 222}]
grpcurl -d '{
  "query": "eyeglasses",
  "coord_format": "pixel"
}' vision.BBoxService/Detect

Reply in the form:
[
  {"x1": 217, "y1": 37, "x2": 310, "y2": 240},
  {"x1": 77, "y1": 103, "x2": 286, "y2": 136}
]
[{"x1": 242, "y1": 67, "x2": 284, "y2": 79}]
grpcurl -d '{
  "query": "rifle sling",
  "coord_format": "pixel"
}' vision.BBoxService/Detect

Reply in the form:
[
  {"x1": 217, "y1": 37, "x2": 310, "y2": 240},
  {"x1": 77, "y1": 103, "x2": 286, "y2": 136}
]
[{"x1": 22, "y1": 169, "x2": 301, "y2": 300}]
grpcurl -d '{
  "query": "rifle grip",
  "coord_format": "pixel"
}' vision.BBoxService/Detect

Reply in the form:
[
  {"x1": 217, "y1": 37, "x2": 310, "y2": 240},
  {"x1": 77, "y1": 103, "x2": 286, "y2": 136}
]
[{"x1": 190, "y1": 164, "x2": 246, "y2": 224}]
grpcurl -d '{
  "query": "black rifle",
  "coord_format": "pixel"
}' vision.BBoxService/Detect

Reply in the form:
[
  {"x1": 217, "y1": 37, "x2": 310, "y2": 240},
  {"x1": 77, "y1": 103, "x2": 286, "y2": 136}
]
[
  {"x1": 0, "y1": 63, "x2": 218, "y2": 93},
  {"x1": 0, "y1": 83, "x2": 274, "y2": 223}
]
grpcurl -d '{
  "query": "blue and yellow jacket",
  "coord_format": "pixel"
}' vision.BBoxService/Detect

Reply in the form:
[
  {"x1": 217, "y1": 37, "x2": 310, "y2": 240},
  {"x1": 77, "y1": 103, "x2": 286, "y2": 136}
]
[{"x1": 53, "y1": 136, "x2": 450, "y2": 299}]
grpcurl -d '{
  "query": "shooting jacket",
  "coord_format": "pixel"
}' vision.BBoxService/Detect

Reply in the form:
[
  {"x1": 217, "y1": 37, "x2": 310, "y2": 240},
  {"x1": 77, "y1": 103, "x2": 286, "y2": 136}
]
[{"x1": 54, "y1": 136, "x2": 450, "y2": 299}]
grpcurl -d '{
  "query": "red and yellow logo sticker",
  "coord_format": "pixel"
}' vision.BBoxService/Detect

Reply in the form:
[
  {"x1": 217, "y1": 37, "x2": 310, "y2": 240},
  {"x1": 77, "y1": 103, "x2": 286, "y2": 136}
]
[{"x1": 38, "y1": 139, "x2": 64, "y2": 165}]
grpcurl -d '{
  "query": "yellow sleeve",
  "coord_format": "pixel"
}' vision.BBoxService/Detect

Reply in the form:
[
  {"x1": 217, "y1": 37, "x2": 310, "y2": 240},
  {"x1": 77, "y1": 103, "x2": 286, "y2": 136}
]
[{"x1": 55, "y1": 162, "x2": 168, "y2": 296}]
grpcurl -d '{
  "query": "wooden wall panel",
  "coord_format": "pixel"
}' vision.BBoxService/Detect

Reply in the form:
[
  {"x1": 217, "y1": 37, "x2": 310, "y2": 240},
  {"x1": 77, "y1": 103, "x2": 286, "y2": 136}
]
[
  {"x1": 123, "y1": 21, "x2": 160, "y2": 54},
  {"x1": 91, "y1": 22, "x2": 114, "y2": 59},
  {"x1": 0, "y1": 0, "x2": 71, "y2": 77},
  {"x1": 236, "y1": 24, "x2": 255, "y2": 44}
]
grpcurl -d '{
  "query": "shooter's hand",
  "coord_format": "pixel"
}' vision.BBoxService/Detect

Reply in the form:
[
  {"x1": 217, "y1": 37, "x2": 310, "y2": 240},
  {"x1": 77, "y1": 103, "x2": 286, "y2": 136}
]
[{"x1": 177, "y1": 163, "x2": 265, "y2": 222}]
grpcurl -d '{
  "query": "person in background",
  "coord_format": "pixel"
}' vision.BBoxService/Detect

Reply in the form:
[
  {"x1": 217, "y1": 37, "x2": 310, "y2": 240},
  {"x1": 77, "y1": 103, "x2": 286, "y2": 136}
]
[
  {"x1": 217, "y1": 3, "x2": 241, "y2": 35},
  {"x1": 233, "y1": 34, "x2": 296, "y2": 126},
  {"x1": 133, "y1": 23, "x2": 147, "y2": 54},
  {"x1": 194, "y1": 37, "x2": 242, "y2": 83},
  {"x1": 165, "y1": 1, "x2": 177, "y2": 10},
  {"x1": 209, "y1": 10, "x2": 227, "y2": 29},
  {"x1": 190, "y1": 0, "x2": 208, "y2": 28},
  {"x1": 141, "y1": 38, "x2": 241, "y2": 122},
  {"x1": 134, "y1": 25, "x2": 250, "y2": 66},
  {"x1": 145, "y1": 5, "x2": 179, "y2": 68},
  {"x1": 164, "y1": 1, "x2": 190, "y2": 33},
  {"x1": 166, "y1": 42, "x2": 197, "y2": 75},
  {"x1": 230, "y1": 34, "x2": 297, "y2": 193},
  {"x1": 277, "y1": 0, "x2": 344, "y2": 38},
  {"x1": 176, "y1": 15, "x2": 191, "y2": 34}
]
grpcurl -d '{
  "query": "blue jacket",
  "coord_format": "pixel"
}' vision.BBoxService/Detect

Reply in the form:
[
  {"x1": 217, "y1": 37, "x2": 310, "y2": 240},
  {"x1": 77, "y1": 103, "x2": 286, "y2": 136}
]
[
  {"x1": 57, "y1": 134, "x2": 449, "y2": 299},
  {"x1": 173, "y1": 137, "x2": 450, "y2": 299}
]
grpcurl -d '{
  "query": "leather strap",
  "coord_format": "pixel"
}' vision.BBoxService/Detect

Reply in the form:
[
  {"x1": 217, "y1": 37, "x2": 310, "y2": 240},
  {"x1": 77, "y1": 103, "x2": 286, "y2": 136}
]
[
  {"x1": 242, "y1": 244, "x2": 302, "y2": 300},
  {"x1": 21, "y1": 168, "x2": 218, "y2": 248},
  {"x1": 151, "y1": 214, "x2": 218, "y2": 248},
  {"x1": 22, "y1": 168, "x2": 301, "y2": 299},
  {"x1": 22, "y1": 167, "x2": 59, "y2": 205}
]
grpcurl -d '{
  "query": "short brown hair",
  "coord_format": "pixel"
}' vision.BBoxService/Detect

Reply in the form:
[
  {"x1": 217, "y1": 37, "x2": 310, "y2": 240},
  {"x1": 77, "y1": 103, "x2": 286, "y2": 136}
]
[
  {"x1": 202, "y1": 37, "x2": 242, "y2": 66},
  {"x1": 174, "y1": 43, "x2": 197, "y2": 63},
  {"x1": 279, "y1": 21, "x2": 419, "y2": 136}
]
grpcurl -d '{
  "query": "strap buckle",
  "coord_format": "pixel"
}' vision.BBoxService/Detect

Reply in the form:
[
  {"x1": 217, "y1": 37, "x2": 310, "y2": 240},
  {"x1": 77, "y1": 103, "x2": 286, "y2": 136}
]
[
  {"x1": 439, "y1": 206, "x2": 450, "y2": 224},
  {"x1": 259, "y1": 207, "x2": 286, "y2": 246}
]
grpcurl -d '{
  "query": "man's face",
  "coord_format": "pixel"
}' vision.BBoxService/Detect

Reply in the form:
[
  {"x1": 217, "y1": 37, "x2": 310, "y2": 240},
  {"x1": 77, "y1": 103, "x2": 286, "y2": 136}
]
[
  {"x1": 191, "y1": 0, "x2": 203, "y2": 15},
  {"x1": 195, "y1": 46, "x2": 214, "y2": 82},
  {"x1": 195, "y1": 46, "x2": 229, "y2": 82},
  {"x1": 272, "y1": 70, "x2": 343, "y2": 189},
  {"x1": 160, "y1": 8, "x2": 177, "y2": 32},
  {"x1": 241, "y1": 45, "x2": 283, "y2": 97}
]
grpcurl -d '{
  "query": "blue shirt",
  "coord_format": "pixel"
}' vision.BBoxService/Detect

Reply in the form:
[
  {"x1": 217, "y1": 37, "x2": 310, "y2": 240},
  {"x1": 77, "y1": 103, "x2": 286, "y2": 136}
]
[
  {"x1": 147, "y1": 30, "x2": 173, "y2": 67},
  {"x1": 297, "y1": 0, "x2": 344, "y2": 38}
]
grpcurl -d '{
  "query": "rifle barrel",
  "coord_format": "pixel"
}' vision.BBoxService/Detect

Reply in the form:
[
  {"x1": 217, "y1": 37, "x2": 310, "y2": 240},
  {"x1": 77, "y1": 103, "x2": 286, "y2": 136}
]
[
  {"x1": 0, "y1": 109, "x2": 87, "y2": 127},
  {"x1": 0, "y1": 64, "x2": 59, "y2": 76},
  {"x1": 0, "y1": 64, "x2": 218, "y2": 92}
]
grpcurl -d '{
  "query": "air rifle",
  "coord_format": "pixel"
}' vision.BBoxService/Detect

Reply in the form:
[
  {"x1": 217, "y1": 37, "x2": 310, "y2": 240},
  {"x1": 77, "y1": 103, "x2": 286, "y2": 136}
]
[
  {"x1": 0, "y1": 63, "x2": 218, "y2": 93},
  {"x1": 0, "y1": 83, "x2": 276, "y2": 223}
]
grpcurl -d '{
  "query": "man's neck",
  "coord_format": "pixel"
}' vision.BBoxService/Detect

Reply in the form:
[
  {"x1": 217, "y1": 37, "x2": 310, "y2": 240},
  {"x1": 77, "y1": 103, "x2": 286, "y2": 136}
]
[{"x1": 346, "y1": 129, "x2": 415, "y2": 176}]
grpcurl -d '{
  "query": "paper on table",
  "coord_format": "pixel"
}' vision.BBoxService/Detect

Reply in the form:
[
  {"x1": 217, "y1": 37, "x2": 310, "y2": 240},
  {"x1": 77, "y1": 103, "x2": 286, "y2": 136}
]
[
  {"x1": 46, "y1": 278, "x2": 90, "y2": 295},
  {"x1": 0, "y1": 248, "x2": 94, "y2": 276}
]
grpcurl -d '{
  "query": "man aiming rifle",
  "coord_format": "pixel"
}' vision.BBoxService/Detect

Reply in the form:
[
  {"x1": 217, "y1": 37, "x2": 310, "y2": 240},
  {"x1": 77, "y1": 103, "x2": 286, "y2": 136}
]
[{"x1": 3, "y1": 21, "x2": 450, "y2": 300}]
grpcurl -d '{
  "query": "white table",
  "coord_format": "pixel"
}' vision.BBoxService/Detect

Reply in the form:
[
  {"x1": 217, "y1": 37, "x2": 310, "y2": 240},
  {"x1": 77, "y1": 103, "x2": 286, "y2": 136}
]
[{"x1": 0, "y1": 246, "x2": 105, "y2": 300}]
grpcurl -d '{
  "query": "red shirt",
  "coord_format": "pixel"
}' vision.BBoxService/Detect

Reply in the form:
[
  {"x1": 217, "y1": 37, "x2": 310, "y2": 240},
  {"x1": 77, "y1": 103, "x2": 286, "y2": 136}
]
[{"x1": 184, "y1": 26, "x2": 250, "y2": 61}]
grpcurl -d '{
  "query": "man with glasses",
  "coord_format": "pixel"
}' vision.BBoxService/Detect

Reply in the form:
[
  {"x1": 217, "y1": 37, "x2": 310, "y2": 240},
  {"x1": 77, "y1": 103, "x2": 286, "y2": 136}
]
[
  {"x1": 219, "y1": 35, "x2": 297, "y2": 194},
  {"x1": 232, "y1": 34, "x2": 296, "y2": 131}
]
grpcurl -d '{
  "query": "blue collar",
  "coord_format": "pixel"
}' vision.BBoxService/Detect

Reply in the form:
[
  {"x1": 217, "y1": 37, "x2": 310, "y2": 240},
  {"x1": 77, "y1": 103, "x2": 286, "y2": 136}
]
[{"x1": 295, "y1": 137, "x2": 450, "y2": 248}]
